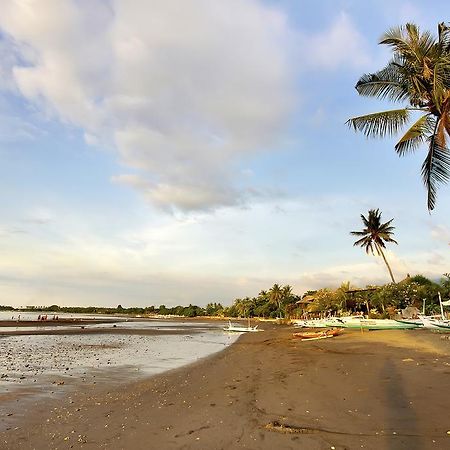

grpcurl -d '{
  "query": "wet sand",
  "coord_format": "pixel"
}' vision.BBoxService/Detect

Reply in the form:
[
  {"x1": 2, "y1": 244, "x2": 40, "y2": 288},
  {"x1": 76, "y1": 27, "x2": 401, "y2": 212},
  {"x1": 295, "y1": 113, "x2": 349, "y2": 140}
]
[
  {"x1": 0, "y1": 319, "x2": 122, "y2": 328},
  {"x1": 1, "y1": 325, "x2": 450, "y2": 450}
]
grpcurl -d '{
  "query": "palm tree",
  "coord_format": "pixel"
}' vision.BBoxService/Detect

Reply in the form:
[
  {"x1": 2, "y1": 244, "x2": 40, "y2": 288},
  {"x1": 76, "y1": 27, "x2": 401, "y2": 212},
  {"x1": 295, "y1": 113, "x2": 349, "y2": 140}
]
[
  {"x1": 269, "y1": 283, "x2": 284, "y2": 318},
  {"x1": 282, "y1": 285, "x2": 293, "y2": 300},
  {"x1": 347, "y1": 23, "x2": 450, "y2": 211},
  {"x1": 351, "y1": 209, "x2": 398, "y2": 283},
  {"x1": 335, "y1": 281, "x2": 352, "y2": 311}
]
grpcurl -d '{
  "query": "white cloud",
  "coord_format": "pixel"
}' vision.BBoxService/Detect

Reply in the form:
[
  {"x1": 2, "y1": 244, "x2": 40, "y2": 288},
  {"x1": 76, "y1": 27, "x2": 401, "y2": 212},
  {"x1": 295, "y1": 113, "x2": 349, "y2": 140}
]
[
  {"x1": 298, "y1": 12, "x2": 371, "y2": 70},
  {"x1": 0, "y1": 0, "x2": 295, "y2": 211},
  {"x1": 0, "y1": 194, "x2": 448, "y2": 308},
  {"x1": 430, "y1": 224, "x2": 450, "y2": 244}
]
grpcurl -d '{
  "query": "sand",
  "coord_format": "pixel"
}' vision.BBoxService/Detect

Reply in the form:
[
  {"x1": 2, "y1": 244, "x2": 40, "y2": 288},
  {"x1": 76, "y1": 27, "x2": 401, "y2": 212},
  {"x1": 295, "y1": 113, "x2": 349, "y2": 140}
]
[{"x1": 1, "y1": 324, "x2": 450, "y2": 450}]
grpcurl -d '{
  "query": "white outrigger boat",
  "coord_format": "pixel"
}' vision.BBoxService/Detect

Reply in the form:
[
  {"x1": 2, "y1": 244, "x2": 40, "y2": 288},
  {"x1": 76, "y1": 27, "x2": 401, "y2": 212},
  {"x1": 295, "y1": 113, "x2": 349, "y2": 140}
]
[
  {"x1": 291, "y1": 318, "x2": 328, "y2": 328},
  {"x1": 334, "y1": 317, "x2": 420, "y2": 330},
  {"x1": 223, "y1": 320, "x2": 261, "y2": 332},
  {"x1": 293, "y1": 315, "x2": 420, "y2": 330},
  {"x1": 419, "y1": 316, "x2": 450, "y2": 330},
  {"x1": 417, "y1": 293, "x2": 450, "y2": 330}
]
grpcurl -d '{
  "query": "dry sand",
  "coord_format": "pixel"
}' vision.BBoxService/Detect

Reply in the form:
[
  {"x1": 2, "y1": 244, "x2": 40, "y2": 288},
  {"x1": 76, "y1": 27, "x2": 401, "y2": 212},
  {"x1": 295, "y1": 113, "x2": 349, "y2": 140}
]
[{"x1": 1, "y1": 325, "x2": 450, "y2": 450}]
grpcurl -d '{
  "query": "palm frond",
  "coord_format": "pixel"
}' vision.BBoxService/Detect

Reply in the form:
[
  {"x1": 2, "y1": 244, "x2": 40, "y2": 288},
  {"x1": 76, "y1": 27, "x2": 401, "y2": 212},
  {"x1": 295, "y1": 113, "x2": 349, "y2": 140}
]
[
  {"x1": 380, "y1": 25, "x2": 411, "y2": 50},
  {"x1": 352, "y1": 237, "x2": 375, "y2": 255},
  {"x1": 438, "y1": 22, "x2": 450, "y2": 53},
  {"x1": 380, "y1": 24, "x2": 427, "y2": 58},
  {"x1": 383, "y1": 24, "x2": 436, "y2": 55},
  {"x1": 346, "y1": 109, "x2": 410, "y2": 138},
  {"x1": 378, "y1": 234, "x2": 398, "y2": 244},
  {"x1": 355, "y1": 60, "x2": 409, "y2": 102},
  {"x1": 395, "y1": 114, "x2": 433, "y2": 155},
  {"x1": 360, "y1": 213, "x2": 370, "y2": 228},
  {"x1": 442, "y1": 105, "x2": 450, "y2": 136},
  {"x1": 353, "y1": 237, "x2": 367, "y2": 247},
  {"x1": 436, "y1": 116, "x2": 448, "y2": 149},
  {"x1": 421, "y1": 135, "x2": 450, "y2": 210},
  {"x1": 417, "y1": 30, "x2": 437, "y2": 57},
  {"x1": 432, "y1": 58, "x2": 450, "y2": 109},
  {"x1": 350, "y1": 230, "x2": 368, "y2": 236}
]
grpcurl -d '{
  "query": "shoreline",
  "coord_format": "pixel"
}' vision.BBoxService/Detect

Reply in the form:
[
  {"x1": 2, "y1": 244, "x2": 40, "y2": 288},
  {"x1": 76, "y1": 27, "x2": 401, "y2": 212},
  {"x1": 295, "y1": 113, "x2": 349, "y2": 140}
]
[
  {"x1": 1, "y1": 325, "x2": 450, "y2": 449},
  {"x1": 0, "y1": 317, "x2": 254, "y2": 336}
]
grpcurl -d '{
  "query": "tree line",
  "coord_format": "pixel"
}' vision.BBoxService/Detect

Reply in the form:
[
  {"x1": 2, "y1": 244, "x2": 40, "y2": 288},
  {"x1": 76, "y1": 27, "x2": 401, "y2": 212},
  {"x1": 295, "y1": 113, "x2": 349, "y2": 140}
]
[{"x1": 4, "y1": 275, "x2": 449, "y2": 319}]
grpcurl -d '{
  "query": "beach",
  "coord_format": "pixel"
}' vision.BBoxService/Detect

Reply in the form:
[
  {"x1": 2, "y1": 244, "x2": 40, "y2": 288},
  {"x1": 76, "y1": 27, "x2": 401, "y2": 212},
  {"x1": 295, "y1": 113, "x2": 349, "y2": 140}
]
[{"x1": 1, "y1": 323, "x2": 449, "y2": 450}]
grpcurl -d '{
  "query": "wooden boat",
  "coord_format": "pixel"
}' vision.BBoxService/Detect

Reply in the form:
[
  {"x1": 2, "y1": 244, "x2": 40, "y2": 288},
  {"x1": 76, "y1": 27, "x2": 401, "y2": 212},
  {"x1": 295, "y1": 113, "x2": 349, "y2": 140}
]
[{"x1": 293, "y1": 328, "x2": 343, "y2": 340}]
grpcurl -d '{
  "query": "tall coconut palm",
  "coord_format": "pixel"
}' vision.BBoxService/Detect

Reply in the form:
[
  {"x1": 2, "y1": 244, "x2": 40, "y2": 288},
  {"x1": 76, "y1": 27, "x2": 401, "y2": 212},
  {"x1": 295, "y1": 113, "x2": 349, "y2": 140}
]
[
  {"x1": 351, "y1": 209, "x2": 398, "y2": 283},
  {"x1": 347, "y1": 23, "x2": 450, "y2": 211},
  {"x1": 269, "y1": 283, "x2": 284, "y2": 318}
]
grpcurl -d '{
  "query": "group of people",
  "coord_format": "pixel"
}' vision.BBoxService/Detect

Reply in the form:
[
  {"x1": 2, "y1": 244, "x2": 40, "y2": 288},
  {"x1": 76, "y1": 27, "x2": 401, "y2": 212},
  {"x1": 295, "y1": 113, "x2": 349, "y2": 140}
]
[
  {"x1": 11, "y1": 314, "x2": 60, "y2": 321},
  {"x1": 37, "y1": 314, "x2": 59, "y2": 321}
]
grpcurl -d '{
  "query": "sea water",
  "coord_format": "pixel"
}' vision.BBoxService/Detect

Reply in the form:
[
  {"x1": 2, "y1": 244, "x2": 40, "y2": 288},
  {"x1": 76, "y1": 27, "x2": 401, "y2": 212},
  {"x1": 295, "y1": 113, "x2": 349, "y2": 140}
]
[{"x1": 0, "y1": 318, "x2": 239, "y2": 428}]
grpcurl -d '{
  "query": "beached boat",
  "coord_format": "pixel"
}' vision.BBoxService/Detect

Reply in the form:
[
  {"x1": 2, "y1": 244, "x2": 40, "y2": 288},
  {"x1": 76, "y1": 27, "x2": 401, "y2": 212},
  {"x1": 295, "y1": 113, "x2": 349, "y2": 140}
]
[
  {"x1": 419, "y1": 316, "x2": 450, "y2": 329},
  {"x1": 395, "y1": 318, "x2": 423, "y2": 327},
  {"x1": 350, "y1": 319, "x2": 419, "y2": 330},
  {"x1": 291, "y1": 318, "x2": 328, "y2": 328},
  {"x1": 293, "y1": 328, "x2": 343, "y2": 341},
  {"x1": 326, "y1": 317, "x2": 420, "y2": 330},
  {"x1": 293, "y1": 315, "x2": 421, "y2": 330},
  {"x1": 223, "y1": 320, "x2": 260, "y2": 332},
  {"x1": 417, "y1": 293, "x2": 450, "y2": 329},
  {"x1": 324, "y1": 315, "x2": 364, "y2": 327}
]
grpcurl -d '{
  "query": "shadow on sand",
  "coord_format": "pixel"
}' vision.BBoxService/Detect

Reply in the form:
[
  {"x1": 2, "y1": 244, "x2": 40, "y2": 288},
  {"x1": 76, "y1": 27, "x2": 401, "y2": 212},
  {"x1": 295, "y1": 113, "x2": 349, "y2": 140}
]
[{"x1": 382, "y1": 358, "x2": 422, "y2": 450}]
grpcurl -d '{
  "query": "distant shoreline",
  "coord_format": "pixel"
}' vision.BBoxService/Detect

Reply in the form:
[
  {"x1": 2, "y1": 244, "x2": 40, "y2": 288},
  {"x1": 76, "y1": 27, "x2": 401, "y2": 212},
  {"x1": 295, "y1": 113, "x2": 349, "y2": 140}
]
[
  {"x1": 0, "y1": 318, "x2": 119, "y2": 328},
  {"x1": 0, "y1": 316, "x2": 237, "y2": 336}
]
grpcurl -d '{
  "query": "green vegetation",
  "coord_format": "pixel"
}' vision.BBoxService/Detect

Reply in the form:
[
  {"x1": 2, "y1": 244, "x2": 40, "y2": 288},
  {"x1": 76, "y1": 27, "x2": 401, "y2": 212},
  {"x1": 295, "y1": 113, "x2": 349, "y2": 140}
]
[
  {"x1": 18, "y1": 304, "x2": 214, "y2": 318},
  {"x1": 347, "y1": 22, "x2": 450, "y2": 211},
  {"x1": 3, "y1": 276, "x2": 449, "y2": 320},
  {"x1": 222, "y1": 284, "x2": 298, "y2": 319},
  {"x1": 351, "y1": 208, "x2": 398, "y2": 283},
  {"x1": 0, "y1": 305, "x2": 14, "y2": 311}
]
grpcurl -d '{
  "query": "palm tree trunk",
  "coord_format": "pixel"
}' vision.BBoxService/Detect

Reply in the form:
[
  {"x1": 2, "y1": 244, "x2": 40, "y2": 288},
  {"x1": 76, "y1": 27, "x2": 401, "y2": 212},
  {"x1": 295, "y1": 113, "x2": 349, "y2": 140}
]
[{"x1": 376, "y1": 243, "x2": 396, "y2": 283}]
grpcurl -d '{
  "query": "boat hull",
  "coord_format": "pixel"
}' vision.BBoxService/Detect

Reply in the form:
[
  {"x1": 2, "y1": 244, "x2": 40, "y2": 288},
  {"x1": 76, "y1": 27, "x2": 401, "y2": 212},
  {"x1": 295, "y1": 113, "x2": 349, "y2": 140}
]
[
  {"x1": 342, "y1": 319, "x2": 419, "y2": 330},
  {"x1": 293, "y1": 328, "x2": 343, "y2": 340},
  {"x1": 223, "y1": 326, "x2": 260, "y2": 332}
]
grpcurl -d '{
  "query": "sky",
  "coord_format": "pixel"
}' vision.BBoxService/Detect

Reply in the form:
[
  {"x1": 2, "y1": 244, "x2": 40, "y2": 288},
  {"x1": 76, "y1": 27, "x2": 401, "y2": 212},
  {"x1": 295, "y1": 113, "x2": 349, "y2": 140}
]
[{"x1": 0, "y1": 0, "x2": 449, "y2": 308}]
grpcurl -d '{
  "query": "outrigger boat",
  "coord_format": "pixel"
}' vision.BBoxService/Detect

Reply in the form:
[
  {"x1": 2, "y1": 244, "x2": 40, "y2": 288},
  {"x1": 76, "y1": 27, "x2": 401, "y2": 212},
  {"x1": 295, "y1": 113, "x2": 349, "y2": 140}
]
[
  {"x1": 292, "y1": 316, "x2": 420, "y2": 330},
  {"x1": 223, "y1": 319, "x2": 260, "y2": 332},
  {"x1": 346, "y1": 319, "x2": 420, "y2": 330},
  {"x1": 419, "y1": 316, "x2": 450, "y2": 330},
  {"x1": 417, "y1": 294, "x2": 450, "y2": 330},
  {"x1": 291, "y1": 318, "x2": 330, "y2": 328}
]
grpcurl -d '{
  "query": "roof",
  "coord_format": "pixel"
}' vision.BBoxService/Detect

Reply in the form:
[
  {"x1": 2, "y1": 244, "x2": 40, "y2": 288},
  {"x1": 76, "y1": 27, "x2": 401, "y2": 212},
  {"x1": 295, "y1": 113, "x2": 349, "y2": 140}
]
[{"x1": 296, "y1": 295, "x2": 316, "y2": 305}]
